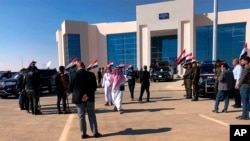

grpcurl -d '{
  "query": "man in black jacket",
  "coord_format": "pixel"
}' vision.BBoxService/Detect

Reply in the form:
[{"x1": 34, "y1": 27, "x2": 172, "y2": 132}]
[
  {"x1": 69, "y1": 61, "x2": 102, "y2": 139},
  {"x1": 23, "y1": 66, "x2": 41, "y2": 115},
  {"x1": 138, "y1": 65, "x2": 150, "y2": 102},
  {"x1": 55, "y1": 66, "x2": 69, "y2": 114}
]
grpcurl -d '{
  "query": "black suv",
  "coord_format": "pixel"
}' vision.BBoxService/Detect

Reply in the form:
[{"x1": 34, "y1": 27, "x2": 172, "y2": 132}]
[
  {"x1": 152, "y1": 66, "x2": 174, "y2": 82},
  {"x1": 0, "y1": 72, "x2": 21, "y2": 98},
  {"x1": 39, "y1": 69, "x2": 57, "y2": 93},
  {"x1": 198, "y1": 62, "x2": 216, "y2": 97}
]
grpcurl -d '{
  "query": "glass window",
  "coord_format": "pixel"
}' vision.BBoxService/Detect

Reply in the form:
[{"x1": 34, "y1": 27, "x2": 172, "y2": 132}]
[
  {"x1": 196, "y1": 22, "x2": 246, "y2": 66},
  {"x1": 64, "y1": 34, "x2": 81, "y2": 64},
  {"x1": 107, "y1": 32, "x2": 137, "y2": 69}
]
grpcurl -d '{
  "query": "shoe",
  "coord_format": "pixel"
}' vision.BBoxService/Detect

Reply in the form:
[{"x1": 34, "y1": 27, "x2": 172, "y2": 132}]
[
  {"x1": 81, "y1": 134, "x2": 89, "y2": 139},
  {"x1": 212, "y1": 110, "x2": 218, "y2": 113},
  {"x1": 62, "y1": 111, "x2": 67, "y2": 114},
  {"x1": 137, "y1": 99, "x2": 142, "y2": 102},
  {"x1": 114, "y1": 107, "x2": 117, "y2": 111},
  {"x1": 58, "y1": 111, "x2": 63, "y2": 114},
  {"x1": 131, "y1": 98, "x2": 134, "y2": 101},
  {"x1": 110, "y1": 102, "x2": 113, "y2": 105},
  {"x1": 26, "y1": 110, "x2": 31, "y2": 114},
  {"x1": 147, "y1": 99, "x2": 150, "y2": 102},
  {"x1": 104, "y1": 102, "x2": 109, "y2": 106},
  {"x1": 231, "y1": 104, "x2": 236, "y2": 107},
  {"x1": 20, "y1": 107, "x2": 25, "y2": 110},
  {"x1": 233, "y1": 105, "x2": 242, "y2": 108},
  {"x1": 118, "y1": 110, "x2": 124, "y2": 114},
  {"x1": 192, "y1": 99, "x2": 198, "y2": 101},
  {"x1": 222, "y1": 109, "x2": 227, "y2": 113},
  {"x1": 94, "y1": 133, "x2": 102, "y2": 138},
  {"x1": 236, "y1": 115, "x2": 250, "y2": 120}
]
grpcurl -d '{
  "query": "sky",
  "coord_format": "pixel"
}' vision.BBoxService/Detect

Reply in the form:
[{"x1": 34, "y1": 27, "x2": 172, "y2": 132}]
[{"x1": 0, "y1": 0, "x2": 249, "y2": 72}]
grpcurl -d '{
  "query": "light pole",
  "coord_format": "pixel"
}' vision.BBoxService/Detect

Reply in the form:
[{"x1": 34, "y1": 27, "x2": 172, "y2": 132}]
[{"x1": 212, "y1": 0, "x2": 218, "y2": 61}]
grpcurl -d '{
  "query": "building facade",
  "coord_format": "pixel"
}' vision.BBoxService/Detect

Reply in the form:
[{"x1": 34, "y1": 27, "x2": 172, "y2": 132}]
[{"x1": 56, "y1": 0, "x2": 250, "y2": 74}]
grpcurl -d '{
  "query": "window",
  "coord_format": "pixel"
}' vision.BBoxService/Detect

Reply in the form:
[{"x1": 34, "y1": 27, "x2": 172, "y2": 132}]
[
  {"x1": 196, "y1": 22, "x2": 246, "y2": 64},
  {"x1": 107, "y1": 32, "x2": 137, "y2": 70},
  {"x1": 64, "y1": 34, "x2": 81, "y2": 64}
]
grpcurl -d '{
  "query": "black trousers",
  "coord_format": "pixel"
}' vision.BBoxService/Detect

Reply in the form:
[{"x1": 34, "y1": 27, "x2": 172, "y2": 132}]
[
  {"x1": 139, "y1": 84, "x2": 150, "y2": 100},
  {"x1": 128, "y1": 80, "x2": 135, "y2": 99},
  {"x1": 57, "y1": 92, "x2": 67, "y2": 112},
  {"x1": 234, "y1": 88, "x2": 241, "y2": 106}
]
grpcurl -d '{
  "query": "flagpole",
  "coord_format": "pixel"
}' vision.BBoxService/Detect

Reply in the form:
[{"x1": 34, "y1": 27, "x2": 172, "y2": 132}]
[{"x1": 212, "y1": 0, "x2": 218, "y2": 61}]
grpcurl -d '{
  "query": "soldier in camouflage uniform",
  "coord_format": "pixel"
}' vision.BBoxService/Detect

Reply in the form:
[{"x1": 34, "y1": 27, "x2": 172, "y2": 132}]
[
  {"x1": 191, "y1": 61, "x2": 200, "y2": 101},
  {"x1": 183, "y1": 63, "x2": 193, "y2": 99}
]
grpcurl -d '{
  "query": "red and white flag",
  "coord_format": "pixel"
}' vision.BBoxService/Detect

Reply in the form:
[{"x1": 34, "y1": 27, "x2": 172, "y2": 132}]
[
  {"x1": 185, "y1": 53, "x2": 193, "y2": 63},
  {"x1": 118, "y1": 62, "x2": 125, "y2": 68},
  {"x1": 106, "y1": 61, "x2": 114, "y2": 68},
  {"x1": 175, "y1": 49, "x2": 186, "y2": 66},
  {"x1": 125, "y1": 64, "x2": 132, "y2": 70},
  {"x1": 239, "y1": 43, "x2": 248, "y2": 59},
  {"x1": 65, "y1": 58, "x2": 78, "y2": 69},
  {"x1": 87, "y1": 59, "x2": 98, "y2": 70}
]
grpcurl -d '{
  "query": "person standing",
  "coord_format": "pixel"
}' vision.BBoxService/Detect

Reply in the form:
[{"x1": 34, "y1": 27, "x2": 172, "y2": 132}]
[
  {"x1": 102, "y1": 66, "x2": 112, "y2": 106},
  {"x1": 138, "y1": 65, "x2": 150, "y2": 102},
  {"x1": 183, "y1": 63, "x2": 192, "y2": 99},
  {"x1": 126, "y1": 66, "x2": 137, "y2": 101},
  {"x1": 214, "y1": 60, "x2": 222, "y2": 96},
  {"x1": 23, "y1": 66, "x2": 41, "y2": 115},
  {"x1": 55, "y1": 66, "x2": 69, "y2": 114},
  {"x1": 212, "y1": 63, "x2": 234, "y2": 113},
  {"x1": 235, "y1": 56, "x2": 250, "y2": 120},
  {"x1": 110, "y1": 66, "x2": 126, "y2": 114},
  {"x1": 69, "y1": 61, "x2": 102, "y2": 139},
  {"x1": 17, "y1": 68, "x2": 28, "y2": 110},
  {"x1": 191, "y1": 61, "x2": 200, "y2": 101},
  {"x1": 97, "y1": 68, "x2": 102, "y2": 88},
  {"x1": 232, "y1": 58, "x2": 243, "y2": 108}
]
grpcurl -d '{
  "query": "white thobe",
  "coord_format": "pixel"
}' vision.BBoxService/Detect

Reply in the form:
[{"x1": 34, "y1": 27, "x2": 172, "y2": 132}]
[{"x1": 102, "y1": 72, "x2": 112, "y2": 103}]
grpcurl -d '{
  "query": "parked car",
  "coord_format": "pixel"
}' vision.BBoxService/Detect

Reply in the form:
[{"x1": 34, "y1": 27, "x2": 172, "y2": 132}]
[
  {"x1": 0, "y1": 72, "x2": 21, "y2": 98},
  {"x1": 198, "y1": 62, "x2": 216, "y2": 97},
  {"x1": 152, "y1": 66, "x2": 174, "y2": 82},
  {"x1": 0, "y1": 71, "x2": 12, "y2": 80},
  {"x1": 39, "y1": 68, "x2": 58, "y2": 93}
]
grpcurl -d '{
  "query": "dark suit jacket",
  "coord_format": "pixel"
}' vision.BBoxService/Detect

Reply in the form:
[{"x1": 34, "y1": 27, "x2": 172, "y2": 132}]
[
  {"x1": 218, "y1": 69, "x2": 234, "y2": 91},
  {"x1": 69, "y1": 69, "x2": 97, "y2": 104},
  {"x1": 140, "y1": 70, "x2": 150, "y2": 86}
]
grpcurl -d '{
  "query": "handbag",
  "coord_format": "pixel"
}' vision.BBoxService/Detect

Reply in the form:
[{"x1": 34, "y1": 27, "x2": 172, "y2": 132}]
[{"x1": 119, "y1": 85, "x2": 125, "y2": 91}]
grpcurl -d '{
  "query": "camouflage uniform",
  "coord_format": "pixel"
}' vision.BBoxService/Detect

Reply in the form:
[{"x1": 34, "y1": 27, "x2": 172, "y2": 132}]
[
  {"x1": 183, "y1": 67, "x2": 192, "y2": 99},
  {"x1": 192, "y1": 65, "x2": 200, "y2": 101}
]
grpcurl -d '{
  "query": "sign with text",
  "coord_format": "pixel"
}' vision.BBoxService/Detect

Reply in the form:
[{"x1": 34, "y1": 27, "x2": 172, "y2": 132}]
[
  {"x1": 159, "y1": 13, "x2": 169, "y2": 20},
  {"x1": 230, "y1": 125, "x2": 250, "y2": 141}
]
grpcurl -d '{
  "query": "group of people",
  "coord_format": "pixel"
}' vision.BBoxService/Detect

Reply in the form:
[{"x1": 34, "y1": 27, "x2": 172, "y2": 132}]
[
  {"x1": 183, "y1": 56, "x2": 250, "y2": 120},
  {"x1": 182, "y1": 61, "x2": 200, "y2": 101},
  {"x1": 101, "y1": 64, "x2": 151, "y2": 114}
]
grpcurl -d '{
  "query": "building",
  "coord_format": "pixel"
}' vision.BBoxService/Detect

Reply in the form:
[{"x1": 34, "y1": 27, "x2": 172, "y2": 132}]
[{"x1": 56, "y1": 0, "x2": 250, "y2": 74}]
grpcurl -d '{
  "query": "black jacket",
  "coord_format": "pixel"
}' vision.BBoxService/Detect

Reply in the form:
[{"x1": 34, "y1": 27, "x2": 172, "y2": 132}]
[
  {"x1": 69, "y1": 69, "x2": 97, "y2": 104},
  {"x1": 23, "y1": 71, "x2": 41, "y2": 90},
  {"x1": 55, "y1": 73, "x2": 69, "y2": 92},
  {"x1": 140, "y1": 70, "x2": 150, "y2": 85}
]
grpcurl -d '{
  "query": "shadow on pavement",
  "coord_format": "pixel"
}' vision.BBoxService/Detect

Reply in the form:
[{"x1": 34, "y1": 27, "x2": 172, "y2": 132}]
[
  {"x1": 39, "y1": 105, "x2": 77, "y2": 115},
  {"x1": 96, "y1": 107, "x2": 175, "y2": 114},
  {"x1": 102, "y1": 127, "x2": 172, "y2": 137}
]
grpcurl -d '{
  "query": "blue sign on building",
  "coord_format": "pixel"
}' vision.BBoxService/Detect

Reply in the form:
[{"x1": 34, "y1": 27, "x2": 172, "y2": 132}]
[{"x1": 159, "y1": 13, "x2": 170, "y2": 20}]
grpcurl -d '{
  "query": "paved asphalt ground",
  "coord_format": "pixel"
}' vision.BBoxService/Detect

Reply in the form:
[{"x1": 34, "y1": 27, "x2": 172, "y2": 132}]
[{"x1": 0, "y1": 79, "x2": 249, "y2": 141}]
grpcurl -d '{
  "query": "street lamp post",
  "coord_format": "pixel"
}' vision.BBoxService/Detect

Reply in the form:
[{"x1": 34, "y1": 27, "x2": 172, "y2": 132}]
[{"x1": 212, "y1": 0, "x2": 218, "y2": 61}]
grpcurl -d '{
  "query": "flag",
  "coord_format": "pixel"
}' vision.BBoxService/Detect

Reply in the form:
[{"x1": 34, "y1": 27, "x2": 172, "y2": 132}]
[
  {"x1": 125, "y1": 64, "x2": 132, "y2": 70},
  {"x1": 87, "y1": 59, "x2": 98, "y2": 70},
  {"x1": 239, "y1": 43, "x2": 248, "y2": 59},
  {"x1": 118, "y1": 62, "x2": 125, "y2": 68},
  {"x1": 106, "y1": 61, "x2": 114, "y2": 68},
  {"x1": 28, "y1": 60, "x2": 36, "y2": 67},
  {"x1": 175, "y1": 49, "x2": 186, "y2": 66},
  {"x1": 65, "y1": 58, "x2": 78, "y2": 69},
  {"x1": 185, "y1": 53, "x2": 193, "y2": 63}
]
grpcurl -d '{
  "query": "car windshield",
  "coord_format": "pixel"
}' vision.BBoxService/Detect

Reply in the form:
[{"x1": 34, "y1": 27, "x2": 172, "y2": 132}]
[
  {"x1": 200, "y1": 64, "x2": 214, "y2": 73},
  {"x1": 155, "y1": 67, "x2": 170, "y2": 72},
  {"x1": 11, "y1": 73, "x2": 21, "y2": 79}
]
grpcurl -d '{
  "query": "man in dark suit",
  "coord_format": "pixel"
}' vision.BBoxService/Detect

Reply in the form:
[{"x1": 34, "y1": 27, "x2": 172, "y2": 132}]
[
  {"x1": 138, "y1": 65, "x2": 150, "y2": 102},
  {"x1": 69, "y1": 61, "x2": 102, "y2": 139},
  {"x1": 212, "y1": 63, "x2": 234, "y2": 113}
]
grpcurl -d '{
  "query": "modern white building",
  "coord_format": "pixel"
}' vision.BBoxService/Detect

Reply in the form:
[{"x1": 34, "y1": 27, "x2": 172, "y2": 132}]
[{"x1": 56, "y1": 0, "x2": 250, "y2": 74}]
